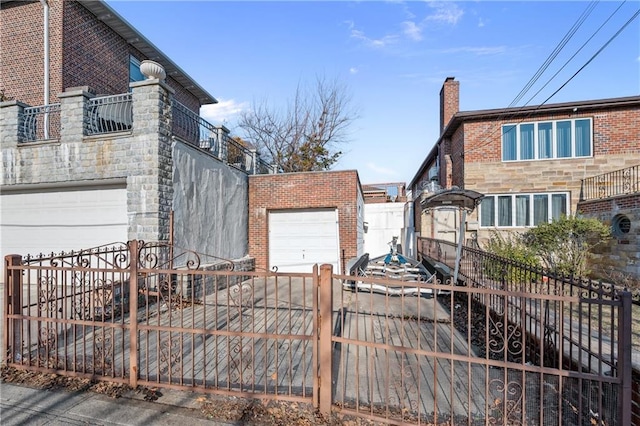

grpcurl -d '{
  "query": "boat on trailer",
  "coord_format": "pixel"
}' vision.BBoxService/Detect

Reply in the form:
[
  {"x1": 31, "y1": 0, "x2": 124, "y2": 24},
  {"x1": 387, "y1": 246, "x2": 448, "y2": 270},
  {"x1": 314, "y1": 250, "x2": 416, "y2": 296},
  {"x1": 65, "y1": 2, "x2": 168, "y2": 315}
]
[{"x1": 344, "y1": 237, "x2": 435, "y2": 296}]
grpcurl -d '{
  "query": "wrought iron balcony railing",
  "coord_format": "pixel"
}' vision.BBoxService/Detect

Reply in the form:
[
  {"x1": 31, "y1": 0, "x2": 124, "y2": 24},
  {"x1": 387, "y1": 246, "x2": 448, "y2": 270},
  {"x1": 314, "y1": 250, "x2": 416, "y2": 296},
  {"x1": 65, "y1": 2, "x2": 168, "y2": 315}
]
[
  {"x1": 580, "y1": 165, "x2": 639, "y2": 200},
  {"x1": 86, "y1": 94, "x2": 133, "y2": 136},
  {"x1": 171, "y1": 100, "x2": 274, "y2": 175},
  {"x1": 21, "y1": 103, "x2": 61, "y2": 142}
]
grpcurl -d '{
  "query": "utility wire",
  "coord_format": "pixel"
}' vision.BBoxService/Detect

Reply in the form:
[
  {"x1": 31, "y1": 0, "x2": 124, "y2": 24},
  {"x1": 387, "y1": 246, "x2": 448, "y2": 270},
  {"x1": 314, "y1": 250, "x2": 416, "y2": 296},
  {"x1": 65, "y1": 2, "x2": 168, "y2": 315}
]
[
  {"x1": 522, "y1": 1, "x2": 628, "y2": 107},
  {"x1": 463, "y1": 5, "x2": 640, "y2": 156},
  {"x1": 539, "y1": 7, "x2": 640, "y2": 106},
  {"x1": 509, "y1": 1, "x2": 598, "y2": 108},
  {"x1": 459, "y1": 1, "x2": 604, "y2": 156}
]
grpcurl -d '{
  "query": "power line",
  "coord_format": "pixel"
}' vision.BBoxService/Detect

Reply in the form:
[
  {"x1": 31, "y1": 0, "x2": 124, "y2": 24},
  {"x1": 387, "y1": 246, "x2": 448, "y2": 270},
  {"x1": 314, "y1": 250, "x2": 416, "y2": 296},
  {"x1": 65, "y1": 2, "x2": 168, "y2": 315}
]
[
  {"x1": 459, "y1": 1, "x2": 606, "y2": 156},
  {"x1": 463, "y1": 5, "x2": 640, "y2": 157},
  {"x1": 509, "y1": 1, "x2": 599, "y2": 108},
  {"x1": 522, "y1": 1, "x2": 628, "y2": 108}
]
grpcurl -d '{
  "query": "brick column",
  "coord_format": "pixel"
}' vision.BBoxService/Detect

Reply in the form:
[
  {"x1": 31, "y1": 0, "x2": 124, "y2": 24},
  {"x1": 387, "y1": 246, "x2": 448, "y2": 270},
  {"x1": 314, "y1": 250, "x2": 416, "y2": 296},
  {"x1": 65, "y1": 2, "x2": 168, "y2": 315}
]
[
  {"x1": 128, "y1": 79, "x2": 175, "y2": 242},
  {"x1": 0, "y1": 100, "x2": 28, "y2": 149},
  {"x1": 58, "y1": 86, "x2": 93, "y2": 143}
]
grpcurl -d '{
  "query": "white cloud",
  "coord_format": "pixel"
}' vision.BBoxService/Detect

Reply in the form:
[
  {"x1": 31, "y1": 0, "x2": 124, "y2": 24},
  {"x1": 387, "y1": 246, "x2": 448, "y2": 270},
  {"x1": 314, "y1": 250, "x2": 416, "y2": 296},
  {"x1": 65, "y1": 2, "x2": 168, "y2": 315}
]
[
  {"x1": 425, "y1": 2, "x2": 463, "y2": 25},
  {"x1": 478, "y1": 18, "x2": 485, "y2": 28},
  {"x1": 201, "y1": 98, "x2": 248, "y2": 124},
  {"x1": 367, "y1": 162, "x2": 398, "y2": 176},
  {"x1": 439, "y1": 46, "x2": 506, "y2": 56},
  {"x1": 349, "y1": 67, "x2": 359, "y2": 75},
  {"x1": 351, "y1": 28, "x2": 399, "y2": 49},
  {"x1": 402, "y1": 21, "x2": 423, "y2": 41}
]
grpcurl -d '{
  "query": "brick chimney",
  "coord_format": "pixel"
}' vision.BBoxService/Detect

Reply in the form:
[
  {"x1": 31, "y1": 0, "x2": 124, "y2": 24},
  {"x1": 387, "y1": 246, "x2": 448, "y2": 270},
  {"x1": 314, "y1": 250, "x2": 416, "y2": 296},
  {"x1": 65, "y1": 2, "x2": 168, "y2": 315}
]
[{"x1": 439, "y1": 77, "x2": 459, "y2": 135}]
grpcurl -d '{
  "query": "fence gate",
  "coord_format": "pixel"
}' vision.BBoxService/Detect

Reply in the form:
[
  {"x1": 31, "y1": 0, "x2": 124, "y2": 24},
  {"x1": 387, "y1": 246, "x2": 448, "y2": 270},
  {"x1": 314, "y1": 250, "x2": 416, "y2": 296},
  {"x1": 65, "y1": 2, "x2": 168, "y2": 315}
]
[
  {"x1": 3, "y1": 239, "x2": 634, "y2": 425},
  {"x1": 4, "y1": 241, "x2": 320, "y2": 406}
]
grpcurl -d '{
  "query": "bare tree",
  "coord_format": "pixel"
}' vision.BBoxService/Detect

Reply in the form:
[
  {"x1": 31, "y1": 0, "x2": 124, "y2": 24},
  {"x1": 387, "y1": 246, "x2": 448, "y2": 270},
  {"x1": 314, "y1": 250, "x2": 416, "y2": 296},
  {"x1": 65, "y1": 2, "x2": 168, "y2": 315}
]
[{"x1": 238, "y1": 77, "x2": 357, "y2": 172}]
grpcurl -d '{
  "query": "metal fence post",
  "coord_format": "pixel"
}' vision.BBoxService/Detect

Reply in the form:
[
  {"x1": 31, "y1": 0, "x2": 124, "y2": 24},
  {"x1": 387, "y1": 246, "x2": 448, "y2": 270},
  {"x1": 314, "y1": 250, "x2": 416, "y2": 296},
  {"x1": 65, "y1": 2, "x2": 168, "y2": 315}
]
[
  {"x1": 129, "y1": 240, "x2": 139, "y2": 388},
  {"x1": 617, "y1": 290, "x2": 632, "y2": 426},
  {"x1": 4, "y1": 255, "x2": 22, "y2": 363},
  {"x1": 319, "y1": 263, "x2": 333, "y2": 416}
]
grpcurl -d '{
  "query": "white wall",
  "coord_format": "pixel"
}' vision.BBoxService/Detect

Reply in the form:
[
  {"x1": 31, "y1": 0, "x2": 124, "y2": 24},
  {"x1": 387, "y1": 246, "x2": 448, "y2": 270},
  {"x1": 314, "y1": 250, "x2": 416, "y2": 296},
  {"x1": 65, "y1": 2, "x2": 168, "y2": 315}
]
[
  {"x1": 172, "y1": 143, "x2": 248, "y2": 260},
  {"x1": 356, "y1": 185, "x2": 365, "y2": 257},
  {"x1": 364, "y1": 203, "x2": 406, "y2": 257}
]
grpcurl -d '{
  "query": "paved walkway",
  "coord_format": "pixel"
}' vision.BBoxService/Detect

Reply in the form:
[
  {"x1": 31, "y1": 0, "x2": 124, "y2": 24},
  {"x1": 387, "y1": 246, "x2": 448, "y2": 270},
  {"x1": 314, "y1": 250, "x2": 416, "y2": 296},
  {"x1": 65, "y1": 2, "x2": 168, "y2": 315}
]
[{"x1": 0, "y1": 382, "x2": 235, "y2": 426}]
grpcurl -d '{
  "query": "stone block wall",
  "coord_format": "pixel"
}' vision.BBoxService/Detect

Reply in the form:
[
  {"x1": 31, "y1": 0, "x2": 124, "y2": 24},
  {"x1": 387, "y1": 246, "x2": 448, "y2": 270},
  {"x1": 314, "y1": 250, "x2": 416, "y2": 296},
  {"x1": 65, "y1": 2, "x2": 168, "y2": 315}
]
[
  {"x1": 577, "y1": 193, "x2": 640, "y2": 279},
  {"x1": 1, "y1": 80, "x2": 174, "y2": 243},
  {"x1": 464, "y1": 154, "x2": 639, "y2": 245}
]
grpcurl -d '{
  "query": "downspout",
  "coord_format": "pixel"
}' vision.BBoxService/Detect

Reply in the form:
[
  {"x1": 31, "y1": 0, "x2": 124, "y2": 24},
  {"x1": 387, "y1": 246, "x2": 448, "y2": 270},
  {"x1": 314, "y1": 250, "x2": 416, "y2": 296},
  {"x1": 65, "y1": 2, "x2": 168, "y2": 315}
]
[{"x1": 40, "y1": 0, "x2": 50, "y2": 138}]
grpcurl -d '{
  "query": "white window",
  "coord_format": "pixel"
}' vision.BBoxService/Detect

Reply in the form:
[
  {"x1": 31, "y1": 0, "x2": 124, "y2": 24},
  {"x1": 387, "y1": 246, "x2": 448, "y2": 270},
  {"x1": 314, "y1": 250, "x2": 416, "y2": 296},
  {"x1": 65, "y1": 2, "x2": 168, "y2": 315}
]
[
  {"x1": 479, "y1": 192, "x2": 569, "y2": 228},
  {"x1": 502, "y1": 119, "x2": 592, "y2": 161}
]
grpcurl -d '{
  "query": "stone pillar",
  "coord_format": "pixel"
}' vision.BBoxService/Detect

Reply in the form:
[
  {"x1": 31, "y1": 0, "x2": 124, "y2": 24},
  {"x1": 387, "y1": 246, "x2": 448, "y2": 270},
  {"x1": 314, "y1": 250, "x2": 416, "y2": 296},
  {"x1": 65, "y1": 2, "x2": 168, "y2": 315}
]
[
  {"x1": 58, "y1": 86, "x2": 93, "y2": 143},
  {"x1": 0, "y1": 100, "x2": 28, "y2": 149},
  {"x1": 128, "y1": 79, "x2": 175, "y2": 242}
]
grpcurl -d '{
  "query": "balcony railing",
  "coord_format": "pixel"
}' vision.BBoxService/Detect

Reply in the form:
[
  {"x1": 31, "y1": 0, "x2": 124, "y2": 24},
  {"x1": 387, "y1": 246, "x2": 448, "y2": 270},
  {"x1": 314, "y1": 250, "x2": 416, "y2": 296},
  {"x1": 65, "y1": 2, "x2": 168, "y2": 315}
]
[
  {"x1": 171, "y1": 100, "x2": 274, "y2": 175},
  {"x1": 21, "y1": 103, "x2": 61, "y2": 142},
  {"x1": 580, "y1": 165, "x2": 639, "y2": 200},
  {"x1": 86, "y1": 94, "x2": 132, "y2": 136}
]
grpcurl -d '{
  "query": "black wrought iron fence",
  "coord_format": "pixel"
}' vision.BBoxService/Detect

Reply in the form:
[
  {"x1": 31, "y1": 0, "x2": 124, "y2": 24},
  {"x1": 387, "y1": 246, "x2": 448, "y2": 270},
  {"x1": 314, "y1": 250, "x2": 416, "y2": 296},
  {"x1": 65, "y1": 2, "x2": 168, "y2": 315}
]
[
  {"x1": 418, "y1": 237, "x2": 635, "y2": 424},
  {"x1": 580, "y1": 165, "x2": 640, "y2": 200}
]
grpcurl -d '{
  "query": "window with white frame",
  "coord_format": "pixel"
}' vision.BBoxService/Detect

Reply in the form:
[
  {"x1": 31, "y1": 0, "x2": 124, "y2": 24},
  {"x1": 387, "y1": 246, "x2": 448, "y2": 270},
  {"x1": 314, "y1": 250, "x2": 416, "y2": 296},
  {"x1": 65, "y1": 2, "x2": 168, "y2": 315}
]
[
  {"x1": 479, "y1": 192, "x2": 569, "y2": 228},
  {"x1": 502, "y1": 118, "x2": 592, "y2": 161},
  {"x1": 129, "y1": 55, "x2": 145, "y2": 84}
]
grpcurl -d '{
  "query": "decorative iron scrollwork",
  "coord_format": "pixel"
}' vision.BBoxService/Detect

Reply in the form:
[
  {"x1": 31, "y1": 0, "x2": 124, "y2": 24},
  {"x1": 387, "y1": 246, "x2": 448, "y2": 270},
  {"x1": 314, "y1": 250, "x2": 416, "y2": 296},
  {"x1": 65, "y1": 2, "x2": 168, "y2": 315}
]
[
  {"x1": 38, "y1": 324, "x2": 57, "y2": 362},
  {"x1": 95, "y1": 333, "x2": 114, "y2": 375},
  {"x1": 159, "y1": 337, "x2": 182, "y2": 377},
  {"x1": 488, "y1": 378, "x2": 524, "y2": 425},
  {"x1": 228, "y1": 337, "x2": 254, "y2": 384},
  {"x1": 47, "y1": 242, "x2": 129, "y2": 269},
  {"x1": 230, "y1": 282, "x2": 254, "y2": 307},
  {"x1": 38, "y1": 275, "x2": 58, "y2": 315}
]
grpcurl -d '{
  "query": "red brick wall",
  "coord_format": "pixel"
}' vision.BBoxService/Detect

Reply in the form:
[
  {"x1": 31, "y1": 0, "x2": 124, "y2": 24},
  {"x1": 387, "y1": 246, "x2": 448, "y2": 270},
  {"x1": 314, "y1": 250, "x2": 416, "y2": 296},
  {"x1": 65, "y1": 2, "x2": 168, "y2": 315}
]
[
  {"x1": 63, "y1": 1, "x2": 130, "y2": 96},
  {"x1": 577, "y1": 193, "x2": 640, "y2": 214},
  {"x1": 1, "y1": 0, "x2": 199, "y2": 110},
  {"x1": 248, "y1": 170, "x2": 360, "y2": 271},
  {"x1": 439, "y1": 77, "x2": 459, "y2": 134},
  {"x1": 1, "y1": 0, "x2": 63, "y2": 105},
  {"x1": 462, "y1": 106, "x2": 640, "y2": 164},
  {"x1": 450, "y1": 126, "x2": 465, "y2": 188}
]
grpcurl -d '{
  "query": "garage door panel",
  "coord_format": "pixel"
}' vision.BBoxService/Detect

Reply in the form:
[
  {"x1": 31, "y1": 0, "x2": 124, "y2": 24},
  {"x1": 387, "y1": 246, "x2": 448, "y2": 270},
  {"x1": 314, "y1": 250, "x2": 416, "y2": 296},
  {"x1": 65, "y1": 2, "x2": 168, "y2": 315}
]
[
  {"x1": 1, "y1": 188, "x2": 128, "y2": 266},
  {"x1": 268, "y1": 209, "x2": 339, "y2": 273}
]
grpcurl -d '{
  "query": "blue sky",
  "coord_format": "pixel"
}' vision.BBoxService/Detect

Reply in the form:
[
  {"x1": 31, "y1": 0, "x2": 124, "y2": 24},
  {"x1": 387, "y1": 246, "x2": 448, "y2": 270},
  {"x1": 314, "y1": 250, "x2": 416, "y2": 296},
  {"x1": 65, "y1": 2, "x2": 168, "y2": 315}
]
[{"x1": 106, "y1": 1, "x2": 640, "y2": 185}]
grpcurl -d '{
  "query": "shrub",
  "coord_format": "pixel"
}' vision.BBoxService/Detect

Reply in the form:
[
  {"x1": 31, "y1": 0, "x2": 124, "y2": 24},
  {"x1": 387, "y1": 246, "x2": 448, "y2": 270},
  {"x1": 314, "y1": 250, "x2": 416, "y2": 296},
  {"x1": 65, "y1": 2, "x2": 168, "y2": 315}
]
[
  {"x1": 523, "y1": 215, "x2": 611, "y2": 277},
  {"x1": 482, "y1": 231, "x2": 540, "y2": 282}
]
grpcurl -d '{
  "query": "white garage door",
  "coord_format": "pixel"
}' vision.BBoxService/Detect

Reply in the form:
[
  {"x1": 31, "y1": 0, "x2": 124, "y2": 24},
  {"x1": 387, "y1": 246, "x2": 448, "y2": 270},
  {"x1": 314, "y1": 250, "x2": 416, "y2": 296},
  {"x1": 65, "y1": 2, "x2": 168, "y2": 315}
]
[
  {"x1": 1, "y1": 187, "x2": 128, "y2": 268},
  {"x1": 269, "y1": 209, "x2": 340, "y2": 273}
]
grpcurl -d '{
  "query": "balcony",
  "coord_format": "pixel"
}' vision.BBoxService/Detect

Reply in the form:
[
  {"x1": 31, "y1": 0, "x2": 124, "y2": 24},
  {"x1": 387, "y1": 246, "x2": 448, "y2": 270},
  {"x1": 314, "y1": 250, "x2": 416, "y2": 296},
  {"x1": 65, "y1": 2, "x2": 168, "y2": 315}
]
[
  {"x1": 0, "y1": 84, "x2": 275, "y2": 176},
  {"x1": 580, "y1": 165, "x2": 639, "y2": 201}
]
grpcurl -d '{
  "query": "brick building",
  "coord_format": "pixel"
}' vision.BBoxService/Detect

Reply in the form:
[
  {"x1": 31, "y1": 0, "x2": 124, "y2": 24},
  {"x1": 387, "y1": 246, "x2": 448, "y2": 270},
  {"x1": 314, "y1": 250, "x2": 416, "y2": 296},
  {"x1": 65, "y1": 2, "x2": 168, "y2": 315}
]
[
  {"x1": 409, "y1": 77, "x2": 640, "y2": 252},
  {"x1": 0, "y1": 0, "x2": 268, "y2": 275},
  {"x1": 0, "y1": 0, "x2": 212, "y2": 111},
  {"x1": 248, "y1": 170, "x2": 364, "y2": 273}
]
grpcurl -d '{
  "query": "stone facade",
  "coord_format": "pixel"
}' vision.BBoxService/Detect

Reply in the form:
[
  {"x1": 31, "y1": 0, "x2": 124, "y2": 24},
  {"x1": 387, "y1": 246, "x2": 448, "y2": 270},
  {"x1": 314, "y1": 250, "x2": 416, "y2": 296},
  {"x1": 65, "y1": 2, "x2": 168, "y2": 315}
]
[
  {"x1": 1, "y1": 80, "x2": 249, "y2": 261},
  {"x1": 410, "y1": 77, "x2": 640, "y2": 251},
  {"x1": 577, "y1": 193, "x2": 640, "y2": 279},
  {"x1": 248, "y1": 170, "x2": 363, "y2": 271},
  {"x1": 1, "y1": 80, "x2": 173, "y2": 242}
]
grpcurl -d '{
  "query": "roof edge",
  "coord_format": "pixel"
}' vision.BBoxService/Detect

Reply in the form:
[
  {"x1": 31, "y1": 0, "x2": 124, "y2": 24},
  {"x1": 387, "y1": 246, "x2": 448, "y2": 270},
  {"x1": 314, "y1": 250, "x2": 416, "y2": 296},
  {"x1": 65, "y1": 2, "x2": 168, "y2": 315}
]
[{"x1": 79, "y1": 0, "x2": 217, "y2": 105}]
